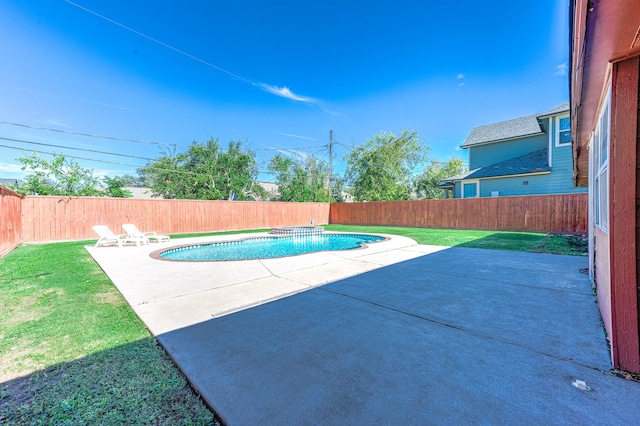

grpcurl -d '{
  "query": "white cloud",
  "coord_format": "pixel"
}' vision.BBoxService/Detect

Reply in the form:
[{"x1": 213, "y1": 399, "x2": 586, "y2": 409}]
[
  {"x1": 457, "y1": 82, "x2": 466, "y2": 87},
  {"x1": 456, "y1": 73, "x2": 465, "y2": 79},
  {"x1": 93, "y1": 168, "x2": 135, "y2": 178},
  {"x1": 0, "y1": 162, "x2": 25, "y2": 173},
  {"x1": 16, "y1": 88, "x2": 130, "y2": 110},
  {"x1": 46, "y1": 118, "x2": 72, "y2": 128},
  {"x1": 257, "y1": 84, "x2": 316, "y2": 103},
  {"x1": 274, "y1": 148, "x2": 310, "y2": 162},
  {"x1": 264, "y1": 130, "x2": 317, "y2": 141},
  {"x1": 554, "y1": 62, "x2": 568, "y2": 77},
  {"x1": 0, "y1": 162, "x2": 27, "y2": 179}
]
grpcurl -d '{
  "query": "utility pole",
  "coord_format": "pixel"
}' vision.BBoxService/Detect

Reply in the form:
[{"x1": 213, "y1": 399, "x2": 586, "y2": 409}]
[{"x1": 328, "y1": 130, "x2": 333, "y2": 196}]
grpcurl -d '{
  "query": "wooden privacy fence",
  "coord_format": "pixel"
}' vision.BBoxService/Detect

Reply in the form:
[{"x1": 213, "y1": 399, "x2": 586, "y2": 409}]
[
  {"x1": 329, "y1": 193, "x2": 588, "y2": 234},
  {"x1": 20, "y1": 196, "x2": 330, "y2": 243},
  {"x1": 0, "y1": 186, "x2": 23, "y2": 256},
  {"x1": 5, "y1": 192, "x2": 587, "y2": 247}
]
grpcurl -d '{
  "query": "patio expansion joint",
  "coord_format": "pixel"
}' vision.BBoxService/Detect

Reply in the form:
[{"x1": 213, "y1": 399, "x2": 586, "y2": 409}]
[
  {"x1": 258, "y1": 255, "x2": 380, "y2": 278},
  {"x1": 320, "y1": 287, "x2": 609, "y2": 374},
  {"x1": 131, "y1": 275, "x2": 280, "y2": 306},
  {"x1": 331, "y1": 249, "x2": 409, "y2": 265}
]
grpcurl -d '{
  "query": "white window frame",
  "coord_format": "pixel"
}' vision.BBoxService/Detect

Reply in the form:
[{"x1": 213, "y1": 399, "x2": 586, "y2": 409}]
[
  {"x1": 555, "y1": 113, "x2": 571, "y2": 147},
  {"x1": 461, "y1": 179, "x2": 479, "y2": 198},
  {"x1": 592, "y1": 87, "x2": 610, "y2": 232}
]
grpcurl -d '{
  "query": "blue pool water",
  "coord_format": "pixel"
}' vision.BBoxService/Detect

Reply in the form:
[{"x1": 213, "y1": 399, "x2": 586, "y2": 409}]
[{"x1": 160, "y1": 233, "x2": 385, "y2": 261}]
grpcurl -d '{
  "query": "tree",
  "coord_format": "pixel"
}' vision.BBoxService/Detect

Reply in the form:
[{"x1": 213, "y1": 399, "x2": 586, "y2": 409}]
[
  {"x1": 414, "y1": 156, "x2": 465, "y2": 199},
  {"x1": 12, "y1": 152, "x2": 103, "y2": 196},
  {"x1": 268, "y1": 153, "x2": 330, "y2": 202},
  {"x1": 139, "y1": 138, "x2": 266, "y2": 200},
  {"x1": 118, "y1": 174, "x2": 145, "y2": 187},
  {"x1": 329, "y1": 174, "x2": 346, "y2": 202},
  {"x1": 102, "y1": 176, "x2": 134, "y2": 198},
  {"x1": 344, "y1": 130, "x2": 429, "y2": 201}
]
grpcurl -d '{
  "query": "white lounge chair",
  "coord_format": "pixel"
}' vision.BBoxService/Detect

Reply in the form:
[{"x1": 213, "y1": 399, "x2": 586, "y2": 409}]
[
  {"x1": 93, "y1": 225, "x2": 147, "y2": 248},
  {"x1": 122, "y1": 224, "x2": 170, "y2": 243}
]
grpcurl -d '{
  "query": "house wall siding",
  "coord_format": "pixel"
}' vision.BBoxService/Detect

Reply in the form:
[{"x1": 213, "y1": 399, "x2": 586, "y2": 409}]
[
  {"x1": 469, "y1": 131, "x2": 548, "y2": 169},
  {"x1": 479, "y1": 174, "x2": 586, "y2": 197},
  {"x1": 608, "y1": 57, "x2": 640, "y2": 372},
  {"x1": 478, "y1": 174, "x2": 553, "y2": 197},
  {"x1": 550, "y1": 144, "x2": 581, "y2": 194},
  {"x1": 595, "y1": 226, "x2": 612, "y2": 350}
]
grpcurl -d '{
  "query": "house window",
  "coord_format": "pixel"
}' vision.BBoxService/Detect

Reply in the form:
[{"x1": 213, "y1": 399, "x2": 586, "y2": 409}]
[
  {"x1": 462, "y1": 181, "x2": 478, "y2": 198},
  {"x1": 556, "y1": 115, "x2": 571, "y2": 146},
  {"x1": 593, "y1": 89, "x2": 610, "y2": 231}
]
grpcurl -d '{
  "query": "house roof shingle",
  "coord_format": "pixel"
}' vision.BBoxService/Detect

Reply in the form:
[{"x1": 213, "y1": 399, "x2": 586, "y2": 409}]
[
  {"x1": 443, "y1": 148, "x2": 551, "y2": 181},
  {"x1": 462, "y1": 103, "x2": 570, "y2": 148},
  {"x1": 462, "y1": 115, "x2": 543, "y2": 147}
]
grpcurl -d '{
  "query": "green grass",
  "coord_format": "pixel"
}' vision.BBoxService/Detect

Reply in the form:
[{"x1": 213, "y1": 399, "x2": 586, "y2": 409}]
[
  {"x1": 0, "y1": 225, "x2": 586, "y2": 423},
  {"x1": 324, "y1": 225, "x2": 588, "y2": 256},
  {"x1": 0, "y1": 241, "x2": 217, "y2": 424}
]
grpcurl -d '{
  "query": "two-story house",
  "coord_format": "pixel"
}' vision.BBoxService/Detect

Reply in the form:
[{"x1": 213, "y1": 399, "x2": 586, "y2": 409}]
[{"x1": 440, "y1": 103, "x2": 587, "y2": 198}]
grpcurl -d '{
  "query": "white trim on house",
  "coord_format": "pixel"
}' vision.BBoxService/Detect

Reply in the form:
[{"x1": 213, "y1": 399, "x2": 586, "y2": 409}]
[
  {"x1": 452, "y1": 171, "x2": 551, "y2": 186},
  {"x1": 547, "y1": 116, "x2": 553, "y2": 167},
  {"x1": 588, "y1": 132, "x2": 595, "y2": 279},
  {"x1": 477, "y1": 171, "x2": 551, "y2": 181},
  {"x1": 593, "y1": 87, "x2": 611, "y2": 233},
  {"x1": 462, "y1": 132, "x2": 545, "y2": 149},
  {"x1": 555, "y1": 113, "x2": 571, "y2": 147},
  {"x1": 460, "y1": 179, "x2": 479, "y2": 198}
]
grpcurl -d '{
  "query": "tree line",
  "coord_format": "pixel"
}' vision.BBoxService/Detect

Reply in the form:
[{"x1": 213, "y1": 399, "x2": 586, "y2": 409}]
[{"x1": 9, "y1": 129, "x2": 464, "y2": 201}]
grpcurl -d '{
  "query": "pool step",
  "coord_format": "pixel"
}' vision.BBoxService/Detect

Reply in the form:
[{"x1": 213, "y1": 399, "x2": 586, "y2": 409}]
[{"x1": 270, "y1": 226, "x2": 325, "y2": 236}]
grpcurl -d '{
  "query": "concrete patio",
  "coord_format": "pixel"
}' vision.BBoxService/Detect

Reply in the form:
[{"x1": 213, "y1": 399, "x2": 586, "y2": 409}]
[{"x1": 87, "y1": 232, "x2": 640, "y2": 425}]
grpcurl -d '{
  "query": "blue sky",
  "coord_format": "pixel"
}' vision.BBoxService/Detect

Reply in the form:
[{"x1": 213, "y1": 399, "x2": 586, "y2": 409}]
[{"x1": 0, "y1": 0, "x2": 570, "y2": 183}]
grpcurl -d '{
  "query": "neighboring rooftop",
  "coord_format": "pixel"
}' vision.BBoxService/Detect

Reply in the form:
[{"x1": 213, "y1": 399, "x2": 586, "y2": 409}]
[
  {"x1": 443, "y1": 148, "x2": 551, "y2": 181},
  {"x1": 462, "y1": 103, "x2": 569, "y2": 148},
  {"x1": 536, "y1": 102, "x2": 570, "y2": 117},
  {"x1": 0, "y1": 178, "x2": 19, "y2": 186},
  {"x1": 124, "y1": 187, "x2": 158, "y2": 199}
]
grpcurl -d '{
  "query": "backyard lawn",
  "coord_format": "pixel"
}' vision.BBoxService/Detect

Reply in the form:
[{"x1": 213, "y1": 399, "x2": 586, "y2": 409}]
[
  {"x1": 0, "y1": 241, "x2": 218, "y2": 425},
  {"x1": 325, "y1": 225, "x2": 588, "y2": 256},
  {"x1": 0, "y1": 226, "x2": 586, "y2": 423}
]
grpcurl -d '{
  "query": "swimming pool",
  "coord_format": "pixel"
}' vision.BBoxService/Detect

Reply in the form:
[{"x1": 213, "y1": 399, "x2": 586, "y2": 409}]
[{"x1": 155, "y1": 233, "x2": 387, "y2": 261}]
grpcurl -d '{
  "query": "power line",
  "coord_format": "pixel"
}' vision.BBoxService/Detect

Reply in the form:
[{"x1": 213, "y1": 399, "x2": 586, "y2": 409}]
[
  {"x1": 0, "y1": 121, "x2": 331, "y2": 153},
  {"x1": 0, "y1": 144, "x2": 270, "y2": 178},
  {"x1": 65, "y1": 0, "x2": 255, "y2": 86},
  {"x1": 64, "y1": 0, "x2": 318, "y2": 105},
  {"x1": 334, "y1": 141, "x2": 355, "y2": 151},
  {"x1": 0, "y1": 136, "x2": 156, "y2": 161},
  {"x1": 0, "y1": 143, "x2": 146, "y2": 168},
  {"x1": 0, "y1": 121, "x2": 188, "y2": 148},
  {"x1": 253, "y1": 145, "x2": 329, "y2": 151}
]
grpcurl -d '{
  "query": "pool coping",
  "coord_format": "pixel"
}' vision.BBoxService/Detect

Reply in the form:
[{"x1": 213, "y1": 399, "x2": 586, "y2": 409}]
[{"x1": 149, "y1": 232, "x2": 390, "y2": 262}]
